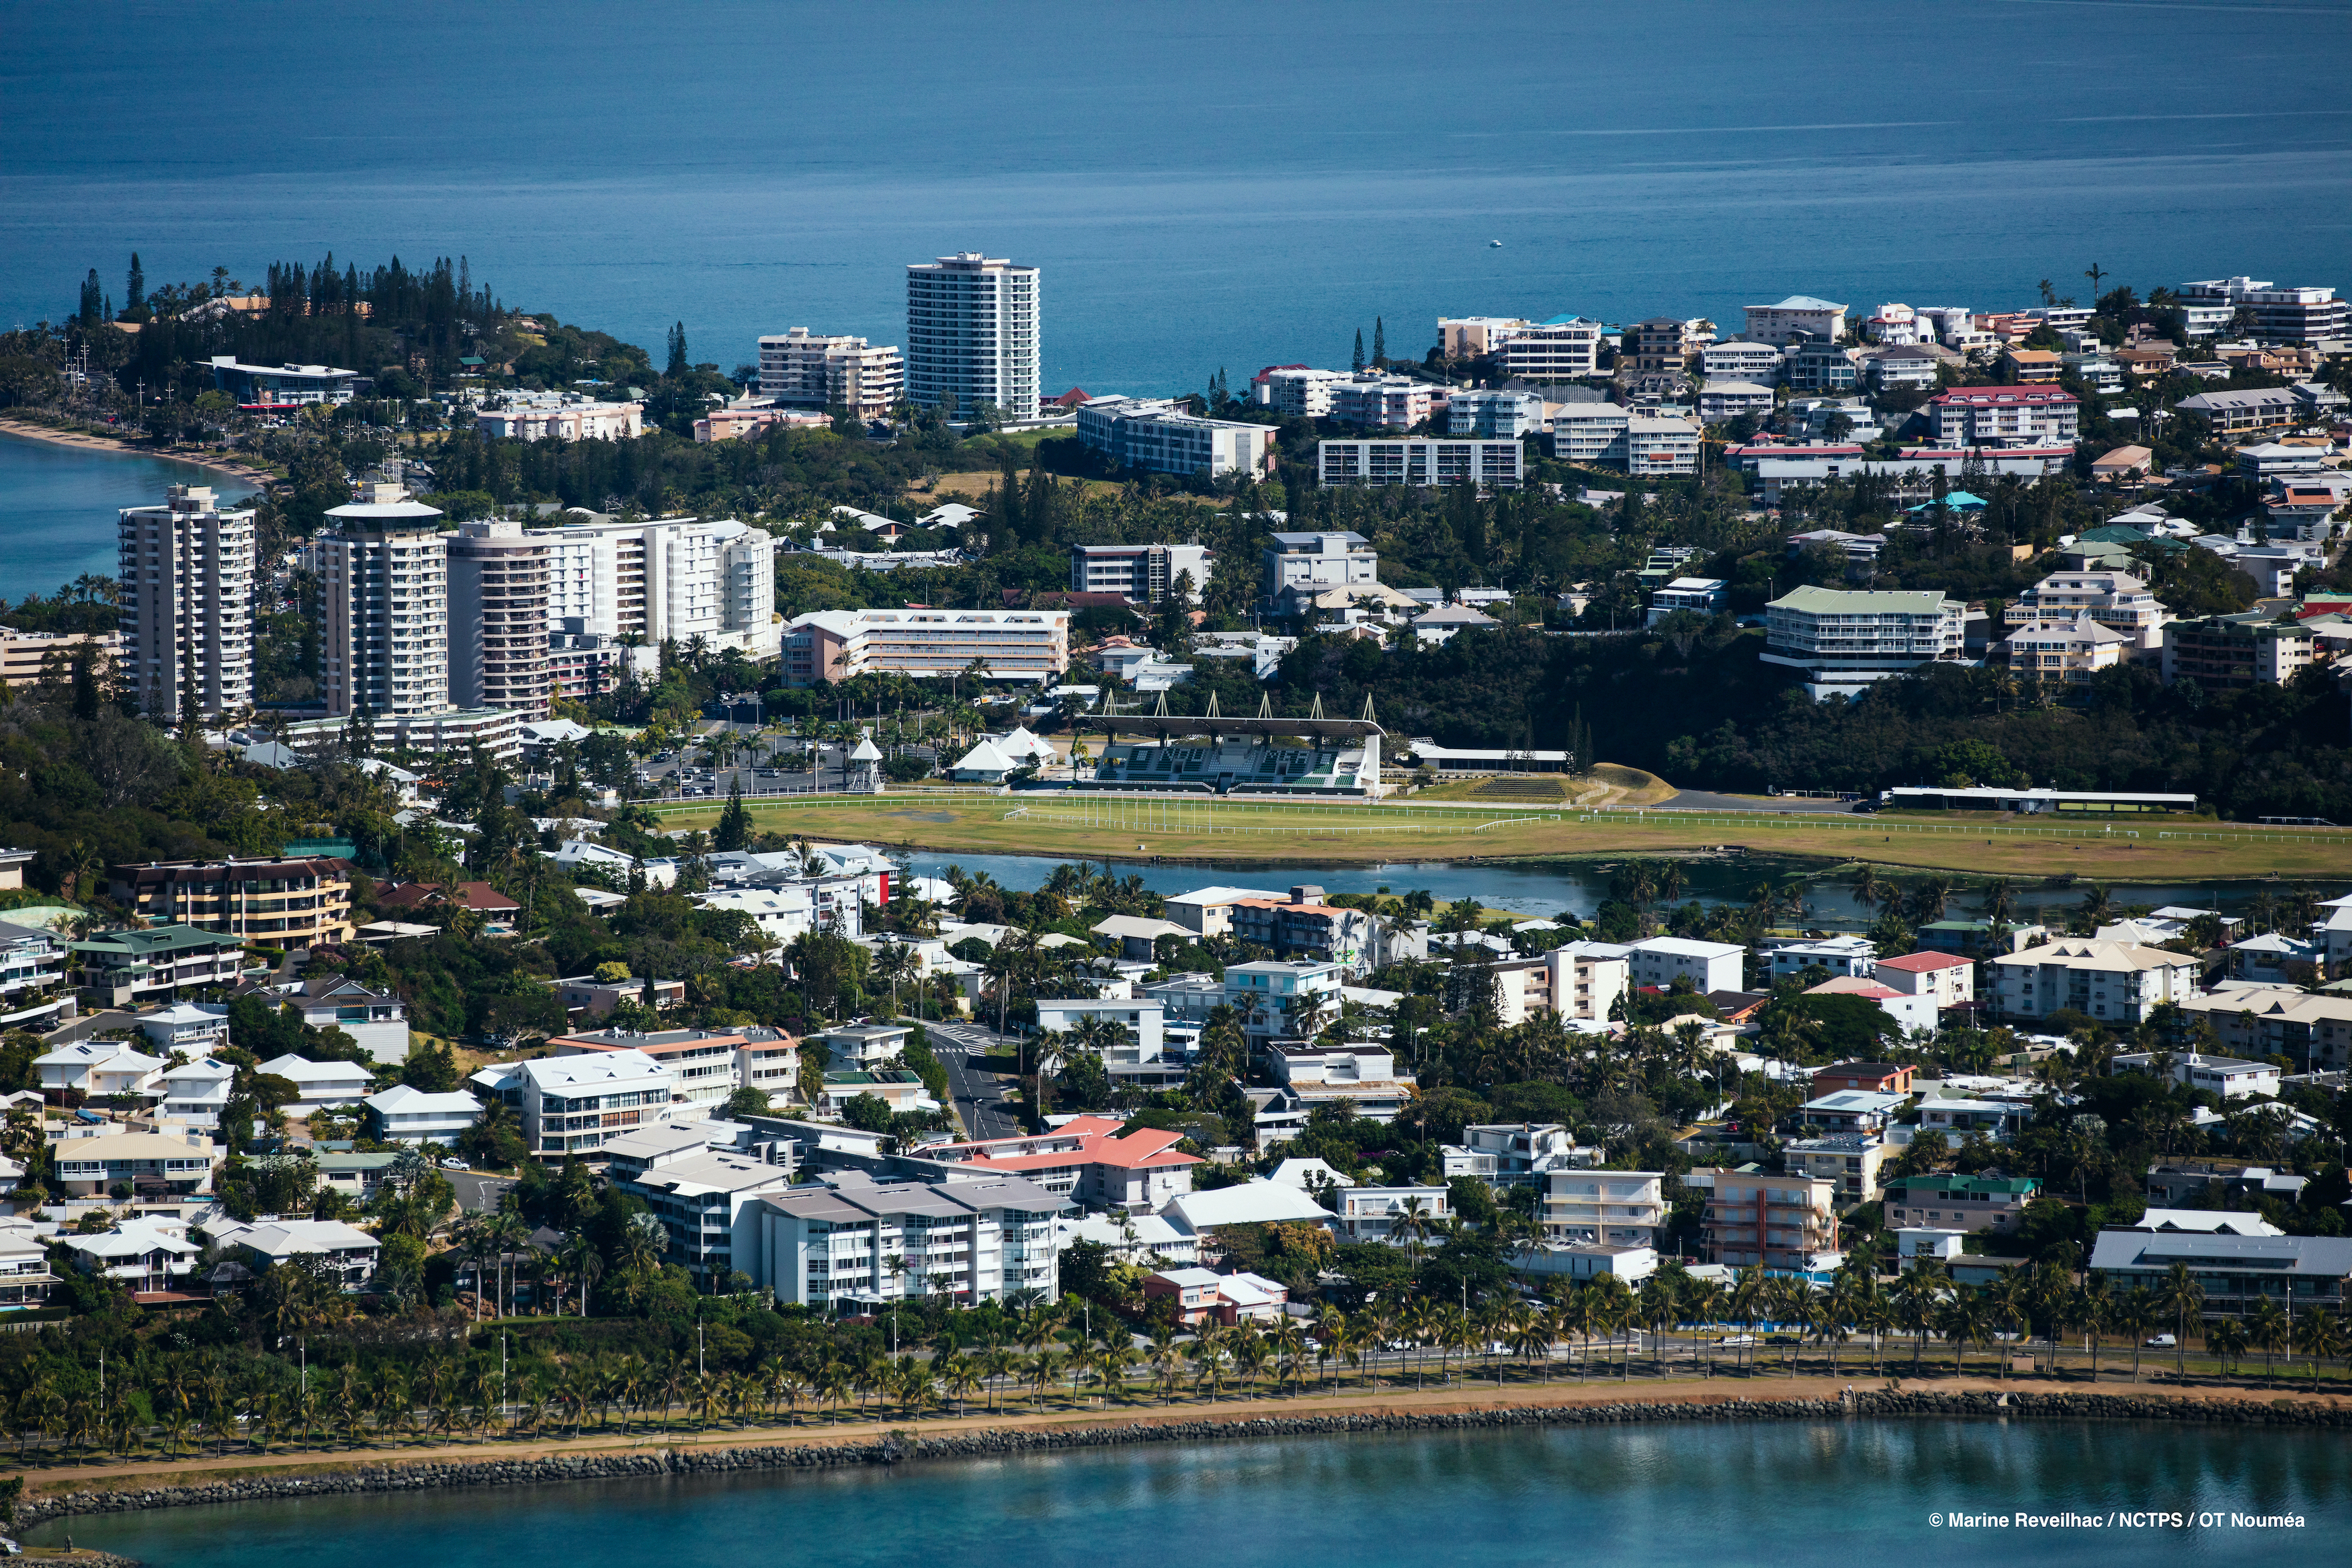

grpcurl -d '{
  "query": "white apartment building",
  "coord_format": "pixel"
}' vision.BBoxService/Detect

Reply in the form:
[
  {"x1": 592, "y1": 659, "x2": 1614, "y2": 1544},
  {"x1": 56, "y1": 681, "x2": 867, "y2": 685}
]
[
  {"x1": 1926, "y1": 387, "x2": 2080, "y2": 449},
  {"x1": 501, "y1": 1049, "x2": 678, "y2": 1162},
  {"x1": 1702, "y1": 340, "x2": 1786, "y2": 382},
  {"x1": 1317, "y1": 438, "x2": 1523, "y2": 490},
  {"x1": 1626, "y1": 937, "x2": 1746, "y2": 995},
  {"x1": 2179, "y1": 277, "x2": 2348, "y2": 344},
  {"x1": 1742, "y1": 296, "x2": 1849, "y2": 346},
  {"x1": 1698, "y1": 381, "x2": 1776, "y2": 422},
  {"x1": 1488, "y1": 943, "x2": 1630, "y2": 1026},
  {"x1": 473, "y1": 397, "x2": 642, "y2": 442},
  {"x1": 1263, "y1": 531, "x2": 1378, "y2": 597},
  {"x1": 1498, "y1": 316, "x2": 1602, "y2": 381},
  {"x1": 1626, "y1": 415, "x2": 1701, "y2": 476},
  {"x1": 1070, "y1": 542, "x2": 1212, "y2": 604},
  {"x1": 757, "y1": 327, "x2": 905, "y2": 419},
  {"x1": 1074, "y1": 396, "x2": 1276, "y2": 478},
  {"x1": 1252, "y1": 365, "x2": 1348, "y2": 417},
  {"x1": 906, "y1": 251, "x2": 1040, "y2": 421},
  {"x1": 1863, "y1": 304, "x2": 1929, "y2": 345},
  {"x1": 320, "y1": 486, "x2": 450, "y2": 720},
  {"x1": 117, "y1": 484, "x2": 255, "y2": 723},
  {"x1": 1336, "y1": 1186, "x2": 1453, "y2": 1245},
  {"x1": 447, "y1": 520, "x2": 552, "y2": 717},
  {"x1": 1541, "y1": 1169, "x2": 1665, "y2": 1246},
  {"x1": 1447, "y1": 388, "x2": 1546, "y2": 438},
  {"x1": 1991, "y1": 938, "x2": 2201, "y2": 1027},
  {"x1": 1439, "y1": 318, "x2": 1535, "y2": 357},
  {"x1": 1763, "y1": 585, "x2": 1966, "y2": 696},
  {"x1": 1550, "y1": 402, "x2": 1632, "y2": 464},
  {"x1": 1326, "y1": 374, "x2": 1434, "y2": 429},
  {"x1": 1223, "y1": 959, "x2": 1347, "y2": 1046},
  {"x1": 757, "y1": 1169, "x2": 1067, "y2": 1307},
  {"x1": 2005, "y1": 570, "x2": 2164, "y2": 654},
  {"x1": 617, "y1": 1145, "x2": 795, "y2": 1289},
  {"x1": 781, "y1": 607, "x2": 1070, "y2": 686},
  {"x1": 1765, "y1": 934, "x2": 1878, "y2": 982},
  {"x1": 2004, "y1": 615, "x2": 2130, "y2": 686},
  {"x1": 525, "y1": 516, "x2": 773, "y2": 657}
]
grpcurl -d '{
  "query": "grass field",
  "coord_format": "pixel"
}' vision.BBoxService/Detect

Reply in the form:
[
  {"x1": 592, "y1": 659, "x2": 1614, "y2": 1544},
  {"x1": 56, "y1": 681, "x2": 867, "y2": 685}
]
[{"x1": 653, "y1": 789, "x2": 2352, "y2": 881}]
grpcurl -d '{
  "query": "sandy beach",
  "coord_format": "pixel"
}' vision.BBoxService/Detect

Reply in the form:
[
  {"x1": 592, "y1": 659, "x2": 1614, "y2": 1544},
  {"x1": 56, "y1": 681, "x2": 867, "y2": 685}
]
[{"x1": 0, "y1": 415, "x2": 279, "y2": 490}]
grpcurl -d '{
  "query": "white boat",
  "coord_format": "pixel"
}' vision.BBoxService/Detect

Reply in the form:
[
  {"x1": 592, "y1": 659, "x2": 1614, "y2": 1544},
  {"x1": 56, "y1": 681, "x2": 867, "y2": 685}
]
[{"x1": 1489, "y1": 239, "x2": 1503, "y2": 247}]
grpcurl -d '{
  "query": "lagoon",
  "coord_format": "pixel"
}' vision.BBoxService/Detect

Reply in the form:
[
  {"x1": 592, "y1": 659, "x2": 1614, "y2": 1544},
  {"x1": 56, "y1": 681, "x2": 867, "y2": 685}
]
[
  {"x1": 0, "y1": 433, "x2": 242, "y2": 599},
  {"x1": 31, "y1": 1421, "x2": 2349, "y2": 1568}
]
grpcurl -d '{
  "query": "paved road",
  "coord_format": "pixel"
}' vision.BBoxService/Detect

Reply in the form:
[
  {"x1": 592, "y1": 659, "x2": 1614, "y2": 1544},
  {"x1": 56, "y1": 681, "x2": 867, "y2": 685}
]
[
  {"x1": 927, "y1": 1019, "x2": 1024, "y2": 1141},
  {"x1": 450, "y1": 1172, "x2": 517, "y2": 1213},
  {"x1": 1658, "y1": 789, "x2": 1861, "y2": 814}
]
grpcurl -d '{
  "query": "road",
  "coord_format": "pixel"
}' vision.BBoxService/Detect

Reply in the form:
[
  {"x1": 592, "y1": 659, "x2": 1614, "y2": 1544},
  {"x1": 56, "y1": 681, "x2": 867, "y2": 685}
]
[
  {"x1": 926, "y1": 1018, "x2": 1024, "y2": 1141},
  {"x1": 450, "y1": 1172, "x2": 517, "y2": 1213},
  {"x1": 40, "y1": 1008, "x2": 138, "y2": 1045}
]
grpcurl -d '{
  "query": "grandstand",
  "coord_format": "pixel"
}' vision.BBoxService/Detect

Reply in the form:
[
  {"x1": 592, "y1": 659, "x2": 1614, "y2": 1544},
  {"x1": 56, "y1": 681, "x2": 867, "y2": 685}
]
[{"x1": 1085, "y1": 692, "x2": 1384, "y2": 797}]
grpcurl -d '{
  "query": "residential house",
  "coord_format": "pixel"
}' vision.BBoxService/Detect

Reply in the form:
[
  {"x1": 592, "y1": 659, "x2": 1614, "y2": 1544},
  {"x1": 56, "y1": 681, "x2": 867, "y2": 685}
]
[
  {"x1": 1142, "y1": 1266, "x2": 1290, "y2": 1326},
  {"x1": 1798, "y1": 1090, "x2": 1909, "y2": 1134},
  {"x1": 2111, "y1": 1050, "x2": 2281, "y2": 1101},
  {"x1": 155, "y1": 1057, "x2": 236, "y2": 1128},
  {"x1": 1810, "y1": 1061, "x2": 1918, "y2": 1096},
  {"x1": 1782, "y1": 1133, "x2": 1888, "y2": 1205},
  {"x1": 1454, "y1": 1123, "x2": 1583, "y2": 1187},
  {"x1": 1805, "y1": 976, "x2": 1937, "y2": 1037},
  {"x1": 1264, "y1": 1042, "x2": 1411, "y2": 1121},
  {"x1": 0, "y1": 918, "x2": 69, "y2": 1031},
  {"x1": 208, "y1": 1218, "x2": 382, "y2": 1290},
  {"x1": 1872, "y1": 952, "x2": 1976, "y2": 1008},
  {"x1": 245, "y1": 973, "x2": 411, "y2": 1062},
  {"x1": 34, "y1": 1041, "x2": 165, "y2": 1104},
  {"x1": 1336, "y1": 1186, "x2": 1453, "y2": 1245},
  {"x1": 1763, "y1": 935, "x2": 1876, "y2": 982},
  {"x1": 927, "y1": 1113, "x2": 1200, "y2": 1212},
  {"x1": 550, "y1": 973, "x2": 688, "y2": 1019},
  {"x1": 2143, "y1": 1162, "x2": 2306, "y2": 1207},
  {"x1": 50, "y1": 1129, "x2": 217, "y2": 1198},
  {"x1": 61, "y1": 1217, "x2": 198, "y2": 1293},
  {"x1": 364, "y1": 1084, "x2": 485, "y2": 1145},
  {"x1": 1626, "y1": 937, "x2": 1746, "y2": 995},
  {"x1": 256, "y1": 1053, "x2": 376, "y2": 1115}
]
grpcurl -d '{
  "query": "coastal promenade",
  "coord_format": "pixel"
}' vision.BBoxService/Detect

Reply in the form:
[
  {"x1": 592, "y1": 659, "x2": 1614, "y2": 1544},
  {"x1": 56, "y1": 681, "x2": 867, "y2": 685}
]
[{"x1": 13, "y1": 1373, "x2": 2348, "y2": 1523}]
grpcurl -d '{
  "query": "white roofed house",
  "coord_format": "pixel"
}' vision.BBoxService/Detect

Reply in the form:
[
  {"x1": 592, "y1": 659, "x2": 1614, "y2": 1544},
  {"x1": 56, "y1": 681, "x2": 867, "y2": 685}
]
[
  {"x1": 135, "y1": 1002, "x2": 231, "y2": 1055},
  {"x1": 62, "y1": 1215, "x2": 200, "y2": 1293},
  {"x1": 208, "y1": 1218, "x2": 383, "y2": 1291},
  {"x1": 364, "y1": 1084, "x2": 484, "y2": 1145},
  {"x1": 50, "y1": 1129, "x2": 218, "y2": 1199},
  {"x1": 1335, "y1": 1185, "x2": 1452, "y2": 1246},
  {"x1": 257, "y1": 1054, "x2": 378, "y2": 1115},
  {"x1": 491, "y1": 1049, "x2": 677, "y2": 1164},
  {"x1": 35, "y1": 1041, "x2": 167, "y2": 1105},
  {"x1": 155, "y1": 1057, "x2": 237, "y2": 1128}
]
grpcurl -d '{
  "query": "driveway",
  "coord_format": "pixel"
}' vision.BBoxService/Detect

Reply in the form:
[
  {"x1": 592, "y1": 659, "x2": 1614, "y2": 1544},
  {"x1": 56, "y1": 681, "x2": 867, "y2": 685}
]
[
  {"x1": 41, "y1": 1008, "x2": 140, "y2": 1045},
  {"x1": 927, "y1": 1019, "x2": 1024, "y2": 1141}
]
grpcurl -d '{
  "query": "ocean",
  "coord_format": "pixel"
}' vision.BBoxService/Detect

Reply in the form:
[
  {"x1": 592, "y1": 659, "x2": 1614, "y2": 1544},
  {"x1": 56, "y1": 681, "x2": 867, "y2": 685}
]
[
  {"x1": 28, "y1": 1420, "x2": 2350, "y2": 1568},
  {"x1": 0, "y1": 431, "x2": 239, "y2": 598},
  {"x1": 5, "y1": 0, "x2": 2351, "y2": 398}
]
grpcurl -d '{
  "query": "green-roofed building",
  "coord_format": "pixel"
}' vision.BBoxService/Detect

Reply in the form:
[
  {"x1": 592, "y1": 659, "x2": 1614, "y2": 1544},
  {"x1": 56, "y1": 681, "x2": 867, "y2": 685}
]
[
  {"x1": 71, "y1": 924, "x2": 249, "y2": 1005},
  {"x1": 1763, "y1": 584, "x2": 1968, "y2": 699},
  {"x1": 1884, "y1": 1173, "x2": 2042, "y2": 1234}
]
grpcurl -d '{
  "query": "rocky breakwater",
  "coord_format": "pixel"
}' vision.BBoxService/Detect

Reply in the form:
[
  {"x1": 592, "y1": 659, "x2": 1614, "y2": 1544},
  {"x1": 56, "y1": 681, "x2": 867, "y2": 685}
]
[{"x1": 17, "y1": 1389, "x2": 2348, "y2": 1526}]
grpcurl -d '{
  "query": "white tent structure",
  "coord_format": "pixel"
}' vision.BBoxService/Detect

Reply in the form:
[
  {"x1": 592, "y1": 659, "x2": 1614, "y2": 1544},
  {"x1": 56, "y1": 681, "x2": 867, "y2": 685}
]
[{"x1": 948, "y1": 738, "x2": 1018, "y2": 783}]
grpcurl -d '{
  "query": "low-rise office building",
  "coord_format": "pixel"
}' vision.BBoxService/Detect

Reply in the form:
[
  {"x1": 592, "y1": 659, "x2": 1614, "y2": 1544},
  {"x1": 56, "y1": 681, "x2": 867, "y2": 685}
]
[
  {"x1": 1069, "y1": 542, "x2": 1212, "y2": 605},
  {"x1": 2089, "y1": 1229, "x2": 2352, "y2": 1318}
]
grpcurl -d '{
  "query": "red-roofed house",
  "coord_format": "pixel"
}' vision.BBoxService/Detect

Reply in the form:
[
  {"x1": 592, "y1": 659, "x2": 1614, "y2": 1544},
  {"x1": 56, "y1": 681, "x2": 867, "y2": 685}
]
[
  {"x1": 1042, "y1": 388, "x2": 1092, "y2": 411},
  {"x1": 375, "y1": 881, "x2": 521, "y2": 930},
  {"x1": 1806, "y1": 977, "x2": 1936, "y2": 1037},
  {"x1": 1873, "y1": 951, "x2": 1976, "y2": 1008},
  {"x1": 1810, "y1": 1060, "x2": 1917, "y2": 1098},
  {"x1": 927, "y1": 1113, "x2": 1200, "y2": 1212}
]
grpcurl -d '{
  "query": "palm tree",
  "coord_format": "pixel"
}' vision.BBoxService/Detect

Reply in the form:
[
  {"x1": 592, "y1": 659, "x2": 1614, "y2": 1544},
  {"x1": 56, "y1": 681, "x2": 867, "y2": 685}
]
[
  {"x1": 1937, "y1": 1288, "x2": 1990, "y2": 1377},
  {"x1": 2203, "y1": 1315, "x2": 2249, "y2": 1378},
  {"x1": 1027, "y1": 1351, "x2": 1064, "y2": 1412},
  {"x1": 2151, "y1": 1262, "x2": 2203, "y2": 1379},
  {"x1": 2245, "y1": 1298, "x2": 2290, "y2": 1383},
  {"x1": 939, "y1": 1354, "x2": 982, "y2": 1419},
  {"x1": 1849, "y1": 865, "x2": 1891, "y2": 913},
  {"x1": 2111, "y1": 1290, "x2": 2154, "y2": 1384},
  {"x1": 2294, "y1": 1308, "x2": 2347, "y2": 1391},
  {"x1": 1982, "y1": 1276, "x2": 2028, "y2": 1377}
]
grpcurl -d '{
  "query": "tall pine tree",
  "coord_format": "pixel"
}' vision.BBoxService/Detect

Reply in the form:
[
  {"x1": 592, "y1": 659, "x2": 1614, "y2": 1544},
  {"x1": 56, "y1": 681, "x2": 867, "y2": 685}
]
[
  {"x1": 124, "y1": 253, "x2": 144, "y2": 317},
  {"x1": 1372, "y1": 316, "x2": 1386, "y2": 367},
  {"x1": 665, "y1": 322, "x2": 689, "y2": 378},
  {"x1": 1351, "y1": 329, "x2": 1365, "y2": 372},
  {"x1": 714, "y1": 777, "x2": 753, "y2": 850},
  {"x1": 78, "y1": 269, "x2": 102, "y2": 326}
]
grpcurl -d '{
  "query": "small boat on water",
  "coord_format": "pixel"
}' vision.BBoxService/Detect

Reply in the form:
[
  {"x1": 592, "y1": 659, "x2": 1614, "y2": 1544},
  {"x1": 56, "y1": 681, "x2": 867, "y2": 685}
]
[{"x1": 1489, "y1": 239, "x2": 1503, "y2": 247}]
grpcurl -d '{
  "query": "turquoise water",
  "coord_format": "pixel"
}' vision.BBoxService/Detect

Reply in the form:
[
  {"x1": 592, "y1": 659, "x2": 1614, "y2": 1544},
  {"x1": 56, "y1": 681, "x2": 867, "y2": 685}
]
[
  {"x1": 8, "y1": 1, "x2": 2351, "y2": 394},
  {"x1": 28, "y1": 1422, "x2": 2347, "y2": 1567},
  {"x1": 0, "y1": 433, "x2": 245, "y2": 597}
]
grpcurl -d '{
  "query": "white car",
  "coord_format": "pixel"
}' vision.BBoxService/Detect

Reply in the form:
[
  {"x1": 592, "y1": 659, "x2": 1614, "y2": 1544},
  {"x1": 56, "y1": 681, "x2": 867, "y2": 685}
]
[
  {"x1": 439, "y1": 1158, "x2": 469, "y2": 1171},
  {"x1": 2145, "y1": 1333, "x2": 2177, "y2": 1348}
]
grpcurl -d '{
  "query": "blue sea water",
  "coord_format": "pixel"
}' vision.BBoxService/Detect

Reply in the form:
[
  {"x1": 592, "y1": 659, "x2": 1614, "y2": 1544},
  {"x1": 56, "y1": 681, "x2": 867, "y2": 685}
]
[
  {"x1": 26, "y1": 1422, "x2": 2351, "y2": 1568},
  {"x1": 0, "y1": 433, "x2": 243, "y2": 597},
  {"x1": 5, "y1": 0, "x2": 2351, "y2": 397}
]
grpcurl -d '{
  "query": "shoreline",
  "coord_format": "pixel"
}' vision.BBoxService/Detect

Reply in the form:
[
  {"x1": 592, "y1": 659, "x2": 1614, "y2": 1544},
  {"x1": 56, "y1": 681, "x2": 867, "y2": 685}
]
[
  {"x1": 17, "y1": 1383, "x2": 2351, "y2": 1530},
  {"x1": 0, "y1": 417, "x2": 279, "y2": 491}
]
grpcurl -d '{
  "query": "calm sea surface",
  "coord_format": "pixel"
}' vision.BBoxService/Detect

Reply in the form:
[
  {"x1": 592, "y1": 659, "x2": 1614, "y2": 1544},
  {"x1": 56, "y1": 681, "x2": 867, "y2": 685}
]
[
  {"x1": 7, "y1": 0, "x2": 2351, "y2": 396},
  {"x1": 0, "y1": 433, "x2": 242, "y2": 597},
  {"x1": 26, "y1": 1422, "x2": 2349, "y2": 1568}
]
